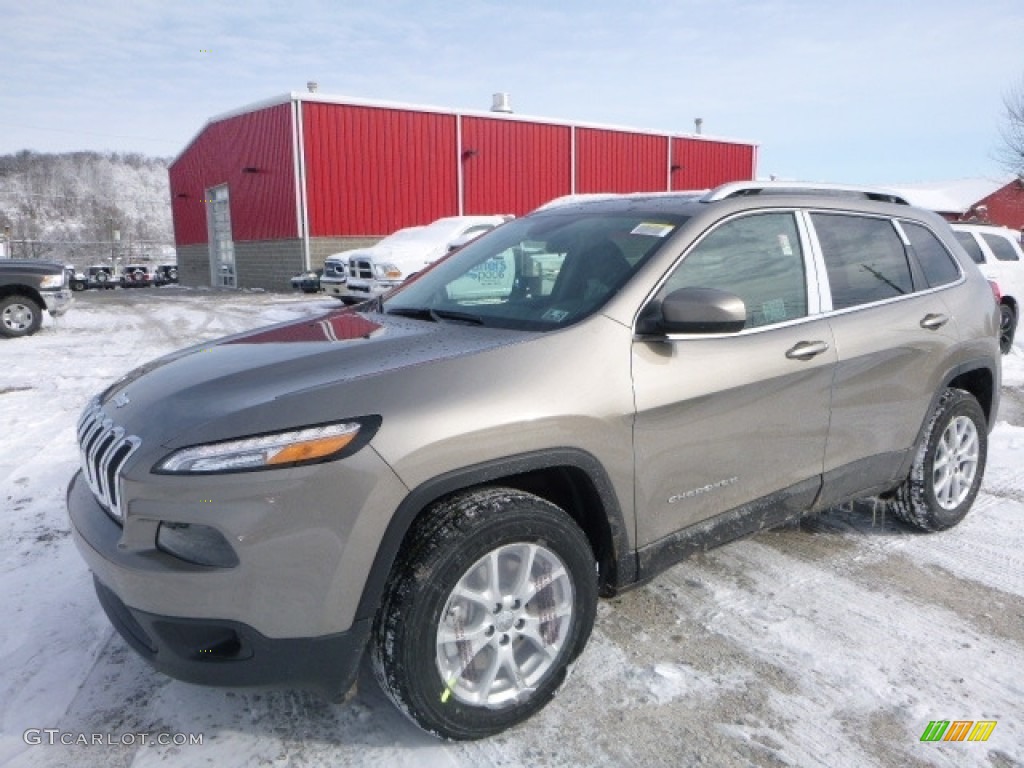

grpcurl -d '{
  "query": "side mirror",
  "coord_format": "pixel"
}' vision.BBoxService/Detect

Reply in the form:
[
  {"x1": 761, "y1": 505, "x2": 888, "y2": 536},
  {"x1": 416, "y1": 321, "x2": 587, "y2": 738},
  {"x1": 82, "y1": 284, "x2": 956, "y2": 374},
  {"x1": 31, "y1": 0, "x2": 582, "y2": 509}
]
[{"x1": 637, "y1": 286, "x2": 747, "y2": 335}]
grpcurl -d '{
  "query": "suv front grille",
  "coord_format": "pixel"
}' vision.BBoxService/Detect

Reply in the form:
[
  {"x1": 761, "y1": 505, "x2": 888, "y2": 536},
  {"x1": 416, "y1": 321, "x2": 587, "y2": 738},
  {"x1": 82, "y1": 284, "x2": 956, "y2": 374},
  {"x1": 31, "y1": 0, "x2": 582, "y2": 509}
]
[
  {"x1": 348, "y1": 258, "x2": 373, "y2": 280},
  {"x1": 77, "y1": 400, "x2": 141, "y2": 524}
]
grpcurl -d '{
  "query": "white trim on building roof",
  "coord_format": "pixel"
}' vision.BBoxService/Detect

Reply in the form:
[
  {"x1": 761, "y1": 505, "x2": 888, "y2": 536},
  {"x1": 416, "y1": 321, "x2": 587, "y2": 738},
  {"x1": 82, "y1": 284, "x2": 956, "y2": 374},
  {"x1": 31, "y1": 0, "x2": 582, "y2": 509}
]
[{"x1": 171, "y1": 91, "x2": 758, "y2": 166}]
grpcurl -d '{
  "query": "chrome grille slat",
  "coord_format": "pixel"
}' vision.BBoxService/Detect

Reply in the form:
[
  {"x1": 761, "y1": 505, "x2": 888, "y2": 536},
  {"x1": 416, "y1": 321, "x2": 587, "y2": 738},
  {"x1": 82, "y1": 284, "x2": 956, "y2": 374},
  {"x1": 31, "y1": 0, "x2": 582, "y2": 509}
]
[
  {"x1": 77, "y1": 400, "x2": 141, "y2": 523},
  {"x1": 348, "y1": 258, "x2": 373, "y2": 279}
]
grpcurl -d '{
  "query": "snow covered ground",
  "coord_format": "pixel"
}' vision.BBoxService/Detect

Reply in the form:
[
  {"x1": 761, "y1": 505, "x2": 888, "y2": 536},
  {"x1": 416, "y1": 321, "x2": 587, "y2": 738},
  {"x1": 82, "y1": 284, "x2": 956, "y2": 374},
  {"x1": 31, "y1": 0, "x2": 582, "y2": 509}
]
[{"x1": 1, "y1": 288, "x2": 1022, "y2": 768}]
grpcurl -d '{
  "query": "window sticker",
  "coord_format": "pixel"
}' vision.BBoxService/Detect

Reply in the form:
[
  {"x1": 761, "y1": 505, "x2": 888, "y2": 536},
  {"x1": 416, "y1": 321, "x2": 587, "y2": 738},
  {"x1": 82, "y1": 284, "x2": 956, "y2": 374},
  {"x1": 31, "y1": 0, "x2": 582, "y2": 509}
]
[
  {"x1": 777, "y1": 234, "x2": 793, "y2": 256},
  {"x1": 631, "y1": 222, "x2": 675, "y2": 238},
  {"x1": 542, "y1": 308, "x2": 570, "y2": 323}
]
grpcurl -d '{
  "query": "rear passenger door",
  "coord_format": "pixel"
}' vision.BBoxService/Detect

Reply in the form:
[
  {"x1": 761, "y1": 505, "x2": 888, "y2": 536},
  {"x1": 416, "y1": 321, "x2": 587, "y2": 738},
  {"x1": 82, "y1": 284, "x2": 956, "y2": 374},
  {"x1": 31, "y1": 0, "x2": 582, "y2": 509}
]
[{"x1": 809, "y1": 212, "x2": 962, "y2": 503}]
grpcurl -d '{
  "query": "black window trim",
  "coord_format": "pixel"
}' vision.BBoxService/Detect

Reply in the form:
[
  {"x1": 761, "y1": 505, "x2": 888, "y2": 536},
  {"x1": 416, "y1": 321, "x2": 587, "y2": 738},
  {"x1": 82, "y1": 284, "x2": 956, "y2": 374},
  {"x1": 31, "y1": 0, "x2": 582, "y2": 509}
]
[
  {"x1": 804, "y1": 209, "x2": 965, "y2": 317},
  {"x1": 893, "y1": 218, "x2": 964, "y2": 290},
  {"x1": 632, "y1": 208, "x2": 825, "y2": 339}
]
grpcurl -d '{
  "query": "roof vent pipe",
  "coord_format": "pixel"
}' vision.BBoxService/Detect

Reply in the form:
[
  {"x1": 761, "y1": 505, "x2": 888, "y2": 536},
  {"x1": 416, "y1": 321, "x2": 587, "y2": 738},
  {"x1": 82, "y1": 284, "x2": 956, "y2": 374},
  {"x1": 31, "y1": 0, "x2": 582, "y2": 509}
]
[
  {"x1": 694, "y1": 117, "x2": 703, "y2": 135},
  {"x1": 307, "y1": 81, "x2": 319, "y2": 93},
  {"x1": 491, "y1": 92, "x2": 513, "y2": 113}
]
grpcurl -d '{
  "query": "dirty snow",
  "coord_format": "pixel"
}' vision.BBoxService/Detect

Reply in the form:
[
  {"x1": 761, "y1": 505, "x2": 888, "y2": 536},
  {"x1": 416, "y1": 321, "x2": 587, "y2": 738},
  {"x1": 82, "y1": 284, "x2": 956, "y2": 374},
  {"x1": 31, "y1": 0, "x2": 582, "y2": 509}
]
[{"x1": 1, "y1": 288, "x2": 1022, "y2": 768}]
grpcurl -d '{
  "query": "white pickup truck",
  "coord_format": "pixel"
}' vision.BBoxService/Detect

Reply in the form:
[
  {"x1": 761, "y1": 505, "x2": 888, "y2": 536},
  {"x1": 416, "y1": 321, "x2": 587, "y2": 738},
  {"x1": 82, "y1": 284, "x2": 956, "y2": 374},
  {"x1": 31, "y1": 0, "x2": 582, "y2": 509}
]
[{"x1": 320, "y1": 215, "x2": 510, "y2": 303}]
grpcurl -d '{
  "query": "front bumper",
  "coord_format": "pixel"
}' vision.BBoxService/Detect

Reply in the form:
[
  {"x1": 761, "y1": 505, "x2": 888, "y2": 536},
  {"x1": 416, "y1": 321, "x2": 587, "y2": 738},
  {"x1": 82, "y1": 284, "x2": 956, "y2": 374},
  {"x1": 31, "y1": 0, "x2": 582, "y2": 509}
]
[
  {"x1": 66, "y1": 430, "x2": 409, "y2": 690},
  {"x1": 92, "y1": 576, "x2": 370, "y2": 697},
  {"x1": 42, "y1": 289, "x2": 73, "y2": 316},
  {"x1": 322, "y1": 279, "x2": 397, "y2": 303}
]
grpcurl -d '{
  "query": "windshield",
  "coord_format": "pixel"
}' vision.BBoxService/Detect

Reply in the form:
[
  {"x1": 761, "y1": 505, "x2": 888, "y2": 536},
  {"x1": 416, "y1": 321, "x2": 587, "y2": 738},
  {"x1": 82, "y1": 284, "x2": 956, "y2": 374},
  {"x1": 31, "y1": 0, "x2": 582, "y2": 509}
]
[{"x1": 383, "y1": 209, "x2": 687, "y2": 331}]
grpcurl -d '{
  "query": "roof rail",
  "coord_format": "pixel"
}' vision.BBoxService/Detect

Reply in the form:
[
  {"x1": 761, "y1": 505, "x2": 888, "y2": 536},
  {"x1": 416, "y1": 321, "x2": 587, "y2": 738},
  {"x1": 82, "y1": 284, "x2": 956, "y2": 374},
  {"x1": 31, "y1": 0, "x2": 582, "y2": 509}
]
[{"x1": 704, "y1": 181, "x2": 909, "y2": 205}]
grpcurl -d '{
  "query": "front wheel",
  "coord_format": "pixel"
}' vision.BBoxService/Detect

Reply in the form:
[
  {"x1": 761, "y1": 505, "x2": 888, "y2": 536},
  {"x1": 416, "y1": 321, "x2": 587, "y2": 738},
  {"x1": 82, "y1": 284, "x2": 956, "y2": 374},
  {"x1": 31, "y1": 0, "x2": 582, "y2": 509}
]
[
  {"x1": 889, "y1": 388, "x2": 987, "y2": 531},
  {"x1": 371, "y1": 488, "x2": 598, "y2": 740},
  {"x1": 0, "y1": 295, "x2": 43, "y2": 338},
  {"x1": 999, "y1": 302, "x2": 1017, "y2": 355}
]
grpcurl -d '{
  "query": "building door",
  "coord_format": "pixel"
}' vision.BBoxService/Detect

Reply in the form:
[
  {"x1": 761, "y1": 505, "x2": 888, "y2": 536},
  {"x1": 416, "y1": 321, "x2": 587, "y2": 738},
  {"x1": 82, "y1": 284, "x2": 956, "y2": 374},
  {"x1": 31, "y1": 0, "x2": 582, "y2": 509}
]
[{"x1": 206, "y1": 185, "x2": 236, "y2": 288}]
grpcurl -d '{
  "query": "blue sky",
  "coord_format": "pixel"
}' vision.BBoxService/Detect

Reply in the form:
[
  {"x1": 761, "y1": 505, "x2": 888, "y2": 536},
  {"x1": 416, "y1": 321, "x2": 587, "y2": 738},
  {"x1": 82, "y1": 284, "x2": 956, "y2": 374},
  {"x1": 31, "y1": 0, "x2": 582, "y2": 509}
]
[{"x1": 3, "y1": 0, "x2": 1022, "y2": 184}]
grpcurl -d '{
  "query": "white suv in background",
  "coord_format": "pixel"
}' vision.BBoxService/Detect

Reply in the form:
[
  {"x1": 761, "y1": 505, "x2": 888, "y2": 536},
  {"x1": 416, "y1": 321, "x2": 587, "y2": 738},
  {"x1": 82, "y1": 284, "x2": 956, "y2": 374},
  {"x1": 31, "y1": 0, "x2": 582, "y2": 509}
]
[
  {"x1": 951, "y1": 223, "x2": 1023, "y2": 353},
  {"x1": 320, "y1": 215, "x2": 511, "y2": 304}
]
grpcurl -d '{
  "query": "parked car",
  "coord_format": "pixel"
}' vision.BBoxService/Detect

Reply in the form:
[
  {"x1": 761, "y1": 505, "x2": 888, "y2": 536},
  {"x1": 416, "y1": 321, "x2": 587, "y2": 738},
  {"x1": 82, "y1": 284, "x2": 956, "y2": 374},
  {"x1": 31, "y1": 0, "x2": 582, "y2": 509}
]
[
  {"x1": 289, "y1": 268, "x2": 322, "y2": 294},
  {"x1": 320, "y1": 216, "x2": 510, "y2": 303},
  {"x1": 0, "y1": 259, "x2": 73, "y2": 337},
  {"x1": 85, "y1": 264, "x2": 117, "y2": 289},
  {"x1": 68, "y1": 182, "x2": 1000, "y2": 740},
  {"x1": 950, "y1": 223, "x2": 1023, "y2": 353},
  {"x1": 121, "y1": 264, "x2": 152, "y2": 288},
  {"x1": 66, "y1": 265, "x2": 88, "y2": 292},
  {"x1": 153, "y1": 264, "x2": 179, "y2": 286}
]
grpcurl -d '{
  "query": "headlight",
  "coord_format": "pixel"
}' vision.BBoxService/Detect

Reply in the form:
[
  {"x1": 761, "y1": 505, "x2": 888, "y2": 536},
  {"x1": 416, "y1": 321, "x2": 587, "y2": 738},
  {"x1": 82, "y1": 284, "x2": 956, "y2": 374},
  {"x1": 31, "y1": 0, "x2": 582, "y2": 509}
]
[
  {"x1": 372, "y1": 263, "x2": 403, "y2": 280},
  {"x1": 40, "y1": 273, "x2": 65, "y2": 289},
  {"x1": 154, "y1": 419, "x2": 379, "y2": 474}
]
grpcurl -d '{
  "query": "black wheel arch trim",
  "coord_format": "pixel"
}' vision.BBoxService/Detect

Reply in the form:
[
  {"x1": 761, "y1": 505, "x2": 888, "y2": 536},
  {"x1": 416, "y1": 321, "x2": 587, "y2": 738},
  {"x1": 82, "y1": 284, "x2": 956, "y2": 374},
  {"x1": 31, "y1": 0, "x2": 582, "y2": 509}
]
[
  {"x1": 890, "y1": 356, "x2": 999, "y2": 486},
  {"x1": 354, "y1": 447, "x2": 635, "y2": 622}
]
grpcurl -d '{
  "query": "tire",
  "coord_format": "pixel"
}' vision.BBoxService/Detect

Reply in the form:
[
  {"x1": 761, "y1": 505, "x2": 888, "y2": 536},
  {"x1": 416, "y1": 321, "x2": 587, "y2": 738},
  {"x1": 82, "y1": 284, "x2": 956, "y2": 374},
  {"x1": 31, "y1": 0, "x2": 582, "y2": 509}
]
[
  {"x1": 96, "y1": 271, "x2": 109, "y2": 283},
  {"x1": 889, "y1": 388, "x2": 987, "y2": 531},
  {"x1": 371, "y1": 488, "x2": 598, "y2": 740},
  {"x1": 999, "y1": 302, "x2": 1017, "y2": 355},
  {"x1": 70, "y1": 280, "x2": 86, "y2": 292},
  {"x1": 0, "y1": 295, "x2": 43, "y2": 338}
]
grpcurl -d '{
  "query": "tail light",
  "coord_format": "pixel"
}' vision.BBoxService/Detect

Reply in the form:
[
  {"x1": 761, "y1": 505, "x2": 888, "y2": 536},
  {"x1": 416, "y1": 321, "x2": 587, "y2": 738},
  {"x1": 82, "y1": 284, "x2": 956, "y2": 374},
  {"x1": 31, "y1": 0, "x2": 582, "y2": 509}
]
[{"x1": 988, "y1": 280, "x2": 1002, "y2": 303}]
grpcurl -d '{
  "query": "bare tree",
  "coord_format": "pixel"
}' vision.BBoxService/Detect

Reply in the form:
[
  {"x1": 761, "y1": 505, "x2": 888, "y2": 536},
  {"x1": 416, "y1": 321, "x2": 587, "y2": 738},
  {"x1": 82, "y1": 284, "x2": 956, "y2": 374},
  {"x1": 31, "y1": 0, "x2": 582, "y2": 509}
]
[{"x1": 998, "y1": 76, "x2": 1024, "y2": 177}]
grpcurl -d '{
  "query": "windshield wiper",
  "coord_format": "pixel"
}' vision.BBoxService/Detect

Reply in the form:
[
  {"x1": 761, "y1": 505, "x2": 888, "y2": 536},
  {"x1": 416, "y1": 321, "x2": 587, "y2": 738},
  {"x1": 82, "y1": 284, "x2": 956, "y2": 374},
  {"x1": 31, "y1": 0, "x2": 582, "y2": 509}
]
[
  {"x1": 386, "y1": 307, "x2": 485, "y2": 325},
  {"x1": 385, "y1": 306, "x2": 433, "y2": 321},
  {"x1": 430, "y1": 309, "x2": 485, "y2": 325}
]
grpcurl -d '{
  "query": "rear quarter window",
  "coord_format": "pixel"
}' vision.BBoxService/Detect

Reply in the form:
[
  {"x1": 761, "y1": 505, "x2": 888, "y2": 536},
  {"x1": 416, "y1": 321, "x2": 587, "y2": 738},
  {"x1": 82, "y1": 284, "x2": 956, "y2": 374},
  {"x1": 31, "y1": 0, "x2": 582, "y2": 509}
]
[{"x1": 901, "y1": 222, "x2": 961, "y2": 287}]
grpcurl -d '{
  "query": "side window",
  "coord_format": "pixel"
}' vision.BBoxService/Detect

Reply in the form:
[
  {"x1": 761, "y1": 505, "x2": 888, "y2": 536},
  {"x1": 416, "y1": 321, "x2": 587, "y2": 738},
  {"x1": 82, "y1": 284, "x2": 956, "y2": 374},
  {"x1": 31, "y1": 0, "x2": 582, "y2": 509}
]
[
  {"x1": 982, "y1": 233, "x2": 1021, "y2": 262},
  {"x1": 954, "y1": 231, "x2": 986, "y2": 264},
  {"x1": 901, "y1": 221, "x2": 961, "y2": 287},
  {"x1": 662, "y1": 212, "x2": 807, "y2": 329},
  {"x1": 811, "y1": 213, "x2": 912, "y2": 310}
]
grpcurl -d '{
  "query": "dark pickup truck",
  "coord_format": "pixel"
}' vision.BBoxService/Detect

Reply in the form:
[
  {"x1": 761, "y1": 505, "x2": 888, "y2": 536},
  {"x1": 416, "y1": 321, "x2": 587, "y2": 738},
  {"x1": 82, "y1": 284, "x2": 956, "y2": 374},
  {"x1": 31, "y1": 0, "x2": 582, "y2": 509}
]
[{"x1": 0, "y1": 259, "x2": 74, "y2": 338}]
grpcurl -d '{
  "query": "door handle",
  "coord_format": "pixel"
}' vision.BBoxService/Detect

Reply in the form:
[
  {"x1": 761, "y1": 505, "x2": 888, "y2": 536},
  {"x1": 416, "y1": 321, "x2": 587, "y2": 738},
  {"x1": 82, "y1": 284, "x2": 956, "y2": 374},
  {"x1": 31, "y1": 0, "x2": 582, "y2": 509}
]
[
  {"x1": 785, "y1": 340, "x2": 830, "y2": 360},
  {"x1": 920, "y1": 313, "x2": 949, "y2": 330}
]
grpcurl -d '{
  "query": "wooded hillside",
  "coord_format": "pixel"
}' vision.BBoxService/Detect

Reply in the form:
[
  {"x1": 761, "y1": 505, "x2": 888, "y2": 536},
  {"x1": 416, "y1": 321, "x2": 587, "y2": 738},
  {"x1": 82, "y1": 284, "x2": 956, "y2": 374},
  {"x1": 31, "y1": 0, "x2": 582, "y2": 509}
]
[{"x1": 0, "y1": 151, "x2": 173, "y2": 264}]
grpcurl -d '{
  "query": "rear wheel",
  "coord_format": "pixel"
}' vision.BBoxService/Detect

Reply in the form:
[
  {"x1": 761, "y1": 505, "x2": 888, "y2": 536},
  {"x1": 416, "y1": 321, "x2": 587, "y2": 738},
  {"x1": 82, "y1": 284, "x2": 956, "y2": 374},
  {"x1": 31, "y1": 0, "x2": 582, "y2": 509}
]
[
  {"x1": 0, "y1": 295, "x2": 43, "y2": 338},
  {"x1": 999, "y1": 302, "x2": 1017, "y2": 354},
  {"x1": 889, "y1": 388, "x2": 987, "y2": 531},
  {"x1": 371, "y1": 488, "x2": 598, "y2": 740}
]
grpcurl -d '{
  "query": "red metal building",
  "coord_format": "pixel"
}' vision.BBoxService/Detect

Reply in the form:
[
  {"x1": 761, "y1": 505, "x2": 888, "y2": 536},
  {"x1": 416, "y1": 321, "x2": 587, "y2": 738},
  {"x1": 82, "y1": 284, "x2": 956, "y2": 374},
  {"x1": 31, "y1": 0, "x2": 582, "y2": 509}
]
[{"x1": 169, "y1": 92, "x2": 758, "y2": 290}]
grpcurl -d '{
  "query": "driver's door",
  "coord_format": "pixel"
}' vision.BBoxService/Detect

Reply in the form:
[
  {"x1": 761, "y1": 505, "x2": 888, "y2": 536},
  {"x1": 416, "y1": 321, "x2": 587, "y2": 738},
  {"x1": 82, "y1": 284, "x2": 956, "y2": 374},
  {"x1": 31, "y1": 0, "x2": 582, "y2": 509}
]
[{"x1": 631, "y1": 211, "x2": 835, "y2": 547}]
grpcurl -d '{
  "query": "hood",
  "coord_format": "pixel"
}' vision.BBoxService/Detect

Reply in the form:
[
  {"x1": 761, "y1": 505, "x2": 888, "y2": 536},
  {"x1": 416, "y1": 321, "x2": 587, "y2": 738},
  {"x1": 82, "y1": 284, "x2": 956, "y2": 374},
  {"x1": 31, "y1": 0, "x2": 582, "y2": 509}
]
[
  {"x1": 345, "y1": 240, "x2": 446, "y2": 267},
  {"x1": 97, "y1": 306, "x2": 531, "y2": 450}
]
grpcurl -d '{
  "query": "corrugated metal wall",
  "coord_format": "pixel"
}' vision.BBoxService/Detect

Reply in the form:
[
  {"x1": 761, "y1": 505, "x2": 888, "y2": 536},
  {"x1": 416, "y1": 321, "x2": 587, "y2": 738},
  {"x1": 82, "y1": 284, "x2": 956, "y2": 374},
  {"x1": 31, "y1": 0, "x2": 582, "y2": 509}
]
[
  {"x1": 671, "y1": 137, "x2": 757, "y2": 190},
  {"x1": 461, "y1": 117, "x2": 572, "y2": 215},
  {"x1": 575, "y1": 128, "x2": 669, "y2": 194},
  {"x1": 171, "y1": 97, "x2": 759, "y2": 248},
  {"x1": 303, "y1": 103, "x2": 458, "y2": 236},
  {"x1": 168, "y1": 104, "x2": 297, "y2": 246}
]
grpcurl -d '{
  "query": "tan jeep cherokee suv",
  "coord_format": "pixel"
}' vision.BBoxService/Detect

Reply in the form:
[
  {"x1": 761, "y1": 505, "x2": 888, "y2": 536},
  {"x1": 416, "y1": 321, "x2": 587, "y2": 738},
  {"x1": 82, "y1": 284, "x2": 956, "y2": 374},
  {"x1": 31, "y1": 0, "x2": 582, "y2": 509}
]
[{"x1": 68, "y1": 182, "x2": 1001, "y2": 739}]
